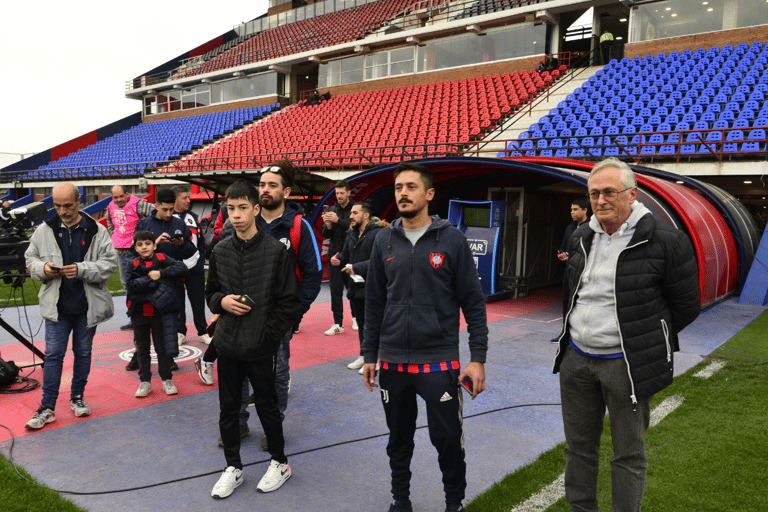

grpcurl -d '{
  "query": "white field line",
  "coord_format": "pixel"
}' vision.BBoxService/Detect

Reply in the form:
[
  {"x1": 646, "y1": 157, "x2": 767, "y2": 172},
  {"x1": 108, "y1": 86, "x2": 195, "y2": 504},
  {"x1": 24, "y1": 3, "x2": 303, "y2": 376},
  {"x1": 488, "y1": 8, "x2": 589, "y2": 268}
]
[
  {"x1": 510, "y1": 395, "x2": 686, "y2": 512},
  {"x1": 693, "y1": 360, "x2": 727, "y2": 379}
]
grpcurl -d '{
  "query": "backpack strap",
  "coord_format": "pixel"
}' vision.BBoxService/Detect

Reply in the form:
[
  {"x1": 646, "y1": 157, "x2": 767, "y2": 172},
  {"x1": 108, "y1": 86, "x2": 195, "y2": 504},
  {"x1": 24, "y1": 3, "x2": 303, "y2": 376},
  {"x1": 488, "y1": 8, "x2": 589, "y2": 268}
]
[{"x1": 290, "y1": 214, "x2": 303, "y2": 285}]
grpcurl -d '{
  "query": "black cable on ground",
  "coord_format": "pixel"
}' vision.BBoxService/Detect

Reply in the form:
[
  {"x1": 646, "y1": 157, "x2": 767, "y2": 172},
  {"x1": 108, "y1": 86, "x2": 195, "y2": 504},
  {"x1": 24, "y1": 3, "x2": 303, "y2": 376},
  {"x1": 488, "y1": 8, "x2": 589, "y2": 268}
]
[
  {"x1": 0, "y1": 377, "x2": 40, "y2": 394},
  {"x1": 1, "y1": 402, "x2": 561, "y2": 496}
]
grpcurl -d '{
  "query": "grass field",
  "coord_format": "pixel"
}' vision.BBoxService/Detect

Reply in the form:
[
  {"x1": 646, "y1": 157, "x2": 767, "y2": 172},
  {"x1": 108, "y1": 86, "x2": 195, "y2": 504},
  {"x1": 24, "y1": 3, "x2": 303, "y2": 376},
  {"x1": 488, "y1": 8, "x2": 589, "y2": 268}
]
[
  {"x1": 1, "y1": 311, "x2": 766, "y2": 511},
  {"x1": 0, "y1": 268, "x2": 125, "y2": 308},
  {"x1": 466, "y1": 310, "x2": 768, "y2": 512}
]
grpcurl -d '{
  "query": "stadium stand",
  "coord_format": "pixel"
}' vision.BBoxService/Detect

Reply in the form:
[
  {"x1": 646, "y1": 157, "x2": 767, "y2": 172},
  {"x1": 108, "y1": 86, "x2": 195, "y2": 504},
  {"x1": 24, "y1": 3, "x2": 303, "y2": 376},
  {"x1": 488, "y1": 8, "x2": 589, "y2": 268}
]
[
  {"x1": 182, "y1": 0, "x2": 417, "y2": 77},
  {"x1": 500, "y1": 41, "x2": 768, "y2": 161},
  {"x1": 27, "y1": 105, "x2": 277, "y2": 179},
  {"x1": 162, "y1": 70, "x2": 561, "y2": 171}
]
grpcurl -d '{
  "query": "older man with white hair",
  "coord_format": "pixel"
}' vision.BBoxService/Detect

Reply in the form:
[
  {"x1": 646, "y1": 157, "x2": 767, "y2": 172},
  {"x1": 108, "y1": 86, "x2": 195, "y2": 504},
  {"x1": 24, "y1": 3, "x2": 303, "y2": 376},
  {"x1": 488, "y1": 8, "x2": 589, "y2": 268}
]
[{"x1": 552, "y1": 158, "x2": 701, "y2": 511}]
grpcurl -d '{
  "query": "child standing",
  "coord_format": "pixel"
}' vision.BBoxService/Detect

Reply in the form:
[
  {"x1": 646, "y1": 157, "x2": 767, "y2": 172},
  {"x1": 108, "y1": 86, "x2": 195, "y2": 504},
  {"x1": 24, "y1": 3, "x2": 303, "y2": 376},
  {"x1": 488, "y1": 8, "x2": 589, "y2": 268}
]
[{"x1": 126, "y1": 230, "x2": 188, "y2": 397}]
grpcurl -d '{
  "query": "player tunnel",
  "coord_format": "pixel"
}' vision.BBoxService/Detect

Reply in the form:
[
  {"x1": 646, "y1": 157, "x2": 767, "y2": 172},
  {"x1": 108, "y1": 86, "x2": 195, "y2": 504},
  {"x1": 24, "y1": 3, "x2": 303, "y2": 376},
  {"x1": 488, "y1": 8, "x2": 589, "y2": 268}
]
[{"x1": 309, "y1": 157, "x2": 757, "y2": 309}]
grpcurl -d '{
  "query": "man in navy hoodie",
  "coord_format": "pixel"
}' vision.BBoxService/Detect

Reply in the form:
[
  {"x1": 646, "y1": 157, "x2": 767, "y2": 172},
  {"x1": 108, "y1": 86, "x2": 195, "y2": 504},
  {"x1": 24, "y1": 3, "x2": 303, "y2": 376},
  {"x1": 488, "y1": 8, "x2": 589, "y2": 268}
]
[
  {"x1": 255, "y1": 160, "x2": 322, "y2": 448},
  {"x1": 362, "y1": 162, "x2": 488, "y2": 512}
]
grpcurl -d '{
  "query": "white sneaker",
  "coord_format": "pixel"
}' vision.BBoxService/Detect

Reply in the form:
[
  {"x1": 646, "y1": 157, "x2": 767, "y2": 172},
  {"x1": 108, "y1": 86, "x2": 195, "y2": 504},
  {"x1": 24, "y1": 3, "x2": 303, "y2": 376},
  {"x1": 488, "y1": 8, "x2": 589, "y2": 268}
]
[
  {"x1": 135, "y1": 382, "x2": 152, "y2": 397},
  {"x1": 162, "y1": 379, "x2": 178, "y2": 395},
  {"x1": 70, "y1": 396, "x2": 91, "y2": 417},
  {"x1": 211, "y1": 466, "x2": 243, "y2": 499},
  {"x1": 347, "y1": 356, "x2": 365, "y2": 370},
  {"x1": 195, "y1": 356, "x2": 214, "y2": 385},
  {"x1": 177, "y1": 333, "x2": 186, "y2": 345},
  {"x1": 25, "y1": 407, "x2": 55, "y2": 430},
  {"x1": 257, "y1": 459, "x2": 291, "y2": 493},
  {"x1": 324, "y1": 324, "x2": 344, "y2": 336},
  {"x1": 352, "y1": 317, "x2": 358, "y2": 330},
  {"x1": 199, "y1": 333, "x2": 212, "y2": 345}
]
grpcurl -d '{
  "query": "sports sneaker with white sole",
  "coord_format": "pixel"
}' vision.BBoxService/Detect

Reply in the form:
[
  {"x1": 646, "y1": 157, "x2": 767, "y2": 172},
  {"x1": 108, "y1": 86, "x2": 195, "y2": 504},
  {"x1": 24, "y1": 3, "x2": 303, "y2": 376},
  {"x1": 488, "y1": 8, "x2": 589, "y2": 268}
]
[
  {"x1": 211, "y1": 466, "x2": 243, "y2": 499},
  {"x1": 25, "y1": 407, "x2": 55, "y2": 430},
  {"x1": 135, "y1": 382, "x2": 152, "y2": 397},
  {"x1": 347, "y1": 356, "x2": 365, "y2": 370},
  {"x1": 195, "y1": 356, "x2": 214, "y2": 385},
  {"x1": 324, "y1": 323, "x2": 344, "y2": 336},
  {"x1": 256, "y1": 459, "x2": 291, "y2": 493},
  {"x1": 70, "y1": 396, "x2": 91, "y2": 417},
  {"x1": 352, "y1": 317, "x2": 358, "y2": 330},
  {"x1": 199, "y1": 333, "x2": 212, "y2": 345},
  {"x1": 162, "y1": 379, "x2": 178, "y2": 395},
  {"x1": 177, "y1": 332, "x2": 186, "y2": 345}
]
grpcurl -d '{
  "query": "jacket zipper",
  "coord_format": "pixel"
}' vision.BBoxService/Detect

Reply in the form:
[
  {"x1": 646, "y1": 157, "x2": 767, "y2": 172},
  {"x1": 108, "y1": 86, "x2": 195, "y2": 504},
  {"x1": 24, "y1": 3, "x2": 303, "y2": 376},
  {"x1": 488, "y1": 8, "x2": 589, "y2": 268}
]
[{"x1": 613, "y1": 239, "x2": 649, "y2": 408}]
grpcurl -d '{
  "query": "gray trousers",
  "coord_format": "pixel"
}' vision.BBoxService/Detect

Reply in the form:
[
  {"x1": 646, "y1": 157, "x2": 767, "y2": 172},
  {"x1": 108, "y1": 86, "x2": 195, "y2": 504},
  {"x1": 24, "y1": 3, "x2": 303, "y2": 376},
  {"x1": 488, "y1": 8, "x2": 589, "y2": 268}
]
[{"x1": 559, "y1": 345, "x2": 652, "y2": 512}]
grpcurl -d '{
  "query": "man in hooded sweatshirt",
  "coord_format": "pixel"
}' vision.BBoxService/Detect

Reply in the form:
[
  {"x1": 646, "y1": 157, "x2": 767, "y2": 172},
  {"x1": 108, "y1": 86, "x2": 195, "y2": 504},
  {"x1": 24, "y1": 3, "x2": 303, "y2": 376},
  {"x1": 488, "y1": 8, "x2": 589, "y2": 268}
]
[
  {"x1": 552, "y1": 157, "x2": 700, "y2": 512},
  {"x1": 362, "y1": 162, "x2": 488, "y2": 512}
]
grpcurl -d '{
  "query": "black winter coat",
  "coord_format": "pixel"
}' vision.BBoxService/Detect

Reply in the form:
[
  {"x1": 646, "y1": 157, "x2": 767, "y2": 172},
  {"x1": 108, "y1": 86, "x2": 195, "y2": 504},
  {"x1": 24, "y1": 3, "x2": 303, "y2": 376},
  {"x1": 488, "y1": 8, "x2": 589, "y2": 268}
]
[
  {"x1": 336, "y1": 221, "x2": 385, "y2": 300},
  {"x1": 126, "y1": 254, "x2": 187, "y2": 315},
  {"x1": 206, "y1": 229, "x2": 301, "y2": 361},
  {"x1": 553, "y1": 213, "x2": 701, "y2": 403}
]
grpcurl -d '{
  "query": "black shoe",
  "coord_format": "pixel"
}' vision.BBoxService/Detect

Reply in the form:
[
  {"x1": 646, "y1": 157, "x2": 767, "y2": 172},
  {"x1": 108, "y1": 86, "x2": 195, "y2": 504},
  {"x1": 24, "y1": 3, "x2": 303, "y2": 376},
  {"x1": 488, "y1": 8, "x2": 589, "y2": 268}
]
[
  {"x1": 125, "y1": 355, "x2": 138, "y2": 371},
  {"x1": 248, "y1": 393, "x2": 255, "y2": 407},
  {"x1": 446, "y1": 505, "x2": 465, "y2": 512},
  {"x1": 388, "y1": 500, "x2": 413, "y2": 512},
  {"x1": 170, "y1": 361, "x2": 179, "y2": 371},
  {"x1": 120, "y1": 322, "x2": 133, "y2": 330}
]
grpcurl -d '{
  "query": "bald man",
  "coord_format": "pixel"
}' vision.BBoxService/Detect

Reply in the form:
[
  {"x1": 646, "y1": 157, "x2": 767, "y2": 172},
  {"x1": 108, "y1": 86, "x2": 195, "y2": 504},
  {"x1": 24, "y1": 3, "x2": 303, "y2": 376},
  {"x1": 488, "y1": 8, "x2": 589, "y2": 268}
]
[
  {"x1": 106, "y1": 185, "x2": 152, "y2": 330},
  {"x1": 24, "y1": 183, "x2": 117, "y2": 430}
]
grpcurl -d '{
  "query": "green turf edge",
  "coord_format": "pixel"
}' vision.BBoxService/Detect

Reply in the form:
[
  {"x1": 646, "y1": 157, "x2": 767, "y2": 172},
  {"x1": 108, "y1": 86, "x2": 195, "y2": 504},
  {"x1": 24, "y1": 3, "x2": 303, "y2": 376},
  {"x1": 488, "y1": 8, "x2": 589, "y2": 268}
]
[
  {"x1": 467, "y1": 308, "x2": 768, "y2": 512},
  {"x1": 0, "y1": 451, "x2": 86, "y2": 512}
]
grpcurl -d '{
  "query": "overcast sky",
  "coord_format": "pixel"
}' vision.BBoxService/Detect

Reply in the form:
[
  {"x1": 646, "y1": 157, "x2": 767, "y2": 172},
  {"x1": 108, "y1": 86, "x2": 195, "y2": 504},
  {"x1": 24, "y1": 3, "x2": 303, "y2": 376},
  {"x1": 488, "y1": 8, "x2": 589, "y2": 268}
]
[{"x1": 0, "y1": 0, "x2": 267, "y2": 169}]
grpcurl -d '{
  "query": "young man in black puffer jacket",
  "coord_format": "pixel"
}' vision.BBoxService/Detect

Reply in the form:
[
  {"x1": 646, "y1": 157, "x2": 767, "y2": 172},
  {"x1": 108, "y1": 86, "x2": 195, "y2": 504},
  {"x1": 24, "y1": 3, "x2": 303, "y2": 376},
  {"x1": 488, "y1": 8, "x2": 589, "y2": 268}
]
[{"x1": 206, "y1": 180, "x2": 301, "y2": 499}]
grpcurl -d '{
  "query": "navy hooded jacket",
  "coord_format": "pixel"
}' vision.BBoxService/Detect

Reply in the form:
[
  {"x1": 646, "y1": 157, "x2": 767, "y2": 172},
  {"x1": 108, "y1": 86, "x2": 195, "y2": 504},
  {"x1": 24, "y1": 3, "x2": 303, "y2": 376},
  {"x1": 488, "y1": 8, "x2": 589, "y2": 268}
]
[
  {"x1": 362, "y1": 215, "x2": 488, "y2": 366},
  {"x1": 255, "y1": 201, "x2": 322, "y2": 319}
]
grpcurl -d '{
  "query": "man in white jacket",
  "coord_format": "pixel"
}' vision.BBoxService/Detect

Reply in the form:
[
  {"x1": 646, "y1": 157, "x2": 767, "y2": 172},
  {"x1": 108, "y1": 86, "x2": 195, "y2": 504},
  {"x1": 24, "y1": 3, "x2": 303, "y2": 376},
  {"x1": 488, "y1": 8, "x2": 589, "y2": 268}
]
[{"x1": 24, "y1": 183, "x2": 117, "y2": 430}]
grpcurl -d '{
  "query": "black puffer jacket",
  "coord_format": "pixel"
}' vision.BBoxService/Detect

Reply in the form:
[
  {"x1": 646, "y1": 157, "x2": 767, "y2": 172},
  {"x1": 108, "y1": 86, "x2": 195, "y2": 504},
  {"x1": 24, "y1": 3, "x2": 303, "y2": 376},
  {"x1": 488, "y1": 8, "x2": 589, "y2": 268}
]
[
  {"x1": 553, "y1": 213, "x2": 701, "y2": 403},
  {"x1": 206, "y1": 230, "x2": 301, "y2": 361}
]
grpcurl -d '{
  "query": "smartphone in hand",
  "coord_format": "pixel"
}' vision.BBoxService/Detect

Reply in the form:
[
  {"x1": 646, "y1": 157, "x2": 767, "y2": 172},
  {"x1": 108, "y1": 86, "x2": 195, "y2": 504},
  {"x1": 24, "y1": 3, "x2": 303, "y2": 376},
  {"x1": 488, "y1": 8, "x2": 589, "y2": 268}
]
[{"x1": 238, "y1": 295, "x2": 256, "y2": 308}]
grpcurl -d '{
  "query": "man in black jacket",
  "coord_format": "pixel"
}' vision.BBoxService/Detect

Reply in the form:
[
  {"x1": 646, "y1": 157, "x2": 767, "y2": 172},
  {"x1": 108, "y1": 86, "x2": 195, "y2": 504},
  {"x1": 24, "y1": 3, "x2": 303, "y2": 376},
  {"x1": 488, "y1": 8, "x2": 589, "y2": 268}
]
[
  {"x1": 329, "y1": 201, "x2": 385, "y2": 371},
  {"x1": 552, "y1": 158, "x2": 700, "y2": 512},
  {"x1": 362, "y1": 162, "x2": 488, "y2": 512},
  {"x1": 321, "y1": 180, "x2": 356, "y2": 335},
  {"x1": 207, "y1": 180, "x2": 301, "y2": 499}
]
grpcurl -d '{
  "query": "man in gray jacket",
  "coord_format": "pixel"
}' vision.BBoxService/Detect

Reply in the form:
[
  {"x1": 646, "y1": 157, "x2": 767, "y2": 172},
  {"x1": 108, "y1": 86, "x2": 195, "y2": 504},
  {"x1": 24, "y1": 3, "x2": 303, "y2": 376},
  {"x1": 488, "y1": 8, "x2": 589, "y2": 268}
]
[
  {"x1": 25, "y1": 183, "x2": 117, "y2": 430},
  {"x1": 553, "y1": 158, "x2": 700, "y2": 511}
]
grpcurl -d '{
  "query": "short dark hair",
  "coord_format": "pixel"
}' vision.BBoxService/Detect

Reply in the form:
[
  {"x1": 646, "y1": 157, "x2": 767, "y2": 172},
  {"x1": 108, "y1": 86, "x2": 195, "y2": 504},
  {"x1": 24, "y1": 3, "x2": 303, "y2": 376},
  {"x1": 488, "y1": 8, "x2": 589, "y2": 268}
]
[
  {"x1": 225, "y1": 180, "x2": 260, "y2": 206},
  {"x1": 262, "y1": 160, "x2": 296, "y2": 189},
  {"x1": 155, "y1": 188, "x2": 176, "y2": 205},
  {"x1": 172, "y1": 185, "x2": 191, "y2": 195},
  {"x1": 334, "y1": 180, "x2": 350, "y2": 191},
  {"x1": 571, "y1": 197, "x2": 590, "y2": 210},
  {"x1": 356, "y1": 201, "x2": 373, "y2": 217},
  {"x1": 133, "y1": 230, "x2": 155, "y2": 244},
  {"x1": 394, "y1": 162, "x2": 433, "y2": 190}
]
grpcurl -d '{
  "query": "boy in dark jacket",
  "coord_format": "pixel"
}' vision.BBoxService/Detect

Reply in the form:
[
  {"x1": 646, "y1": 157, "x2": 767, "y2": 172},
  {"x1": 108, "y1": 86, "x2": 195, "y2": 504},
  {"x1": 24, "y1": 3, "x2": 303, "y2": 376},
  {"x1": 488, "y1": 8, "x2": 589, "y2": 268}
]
[
  {"x1": 207, "y1": 180, "x2": 301, "y2": 499},
  {"x1": 126, "y1": 230, "x2": 187, "y2": 398}
]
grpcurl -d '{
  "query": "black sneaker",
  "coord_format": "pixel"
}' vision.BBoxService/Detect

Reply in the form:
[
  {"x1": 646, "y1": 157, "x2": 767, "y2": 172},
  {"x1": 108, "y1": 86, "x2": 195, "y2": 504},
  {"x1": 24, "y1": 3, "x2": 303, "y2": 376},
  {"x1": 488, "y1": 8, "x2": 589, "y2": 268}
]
[
  {"x1": 170, "y1": 361, "x2": 179, "y2": 371},
  {"x1": 445, "y1": 505, "x2": 465, "y2": 512},
  {"x1": 120, "y1": 322, "x2": 133, "y2": 330},
  {"x1": 125, "y1": 355, "x2": 138, "y2": 371},
  {"x1": 388, "y1": 500, "x2": 413, "y2": 512}
]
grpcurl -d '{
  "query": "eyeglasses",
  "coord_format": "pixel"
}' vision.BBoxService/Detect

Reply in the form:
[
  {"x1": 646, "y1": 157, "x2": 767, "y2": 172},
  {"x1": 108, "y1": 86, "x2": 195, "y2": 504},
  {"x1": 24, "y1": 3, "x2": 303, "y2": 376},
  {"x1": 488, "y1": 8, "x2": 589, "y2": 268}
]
[{"x1": 586, "y1": 187, "x2": 633, "y2": 201}]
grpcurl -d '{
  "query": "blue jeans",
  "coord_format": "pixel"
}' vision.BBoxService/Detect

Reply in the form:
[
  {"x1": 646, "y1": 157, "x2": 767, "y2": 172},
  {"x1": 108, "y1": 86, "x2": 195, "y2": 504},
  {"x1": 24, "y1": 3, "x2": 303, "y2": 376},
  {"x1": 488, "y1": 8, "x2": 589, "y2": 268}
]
[
  {"x1": 240, "y1": 328, "x2": 293, "y2": 425},
  {"x1": 559, "y1": 345, "x2": 652, "y2": 512},
  {"x1": 42, "y1": 313, "x2": 97, "y2": 410},
  {"x1": 116, "y1": 249, "x2": 134, "y2": 290}
]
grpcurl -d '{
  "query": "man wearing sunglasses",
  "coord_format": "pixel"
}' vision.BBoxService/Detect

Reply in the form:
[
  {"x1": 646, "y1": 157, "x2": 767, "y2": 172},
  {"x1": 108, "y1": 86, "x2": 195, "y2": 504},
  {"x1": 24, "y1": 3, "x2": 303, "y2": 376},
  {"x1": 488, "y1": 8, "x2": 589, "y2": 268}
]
[{"x1": 552, "y1": 157, "x2": 700, "y2": 511}]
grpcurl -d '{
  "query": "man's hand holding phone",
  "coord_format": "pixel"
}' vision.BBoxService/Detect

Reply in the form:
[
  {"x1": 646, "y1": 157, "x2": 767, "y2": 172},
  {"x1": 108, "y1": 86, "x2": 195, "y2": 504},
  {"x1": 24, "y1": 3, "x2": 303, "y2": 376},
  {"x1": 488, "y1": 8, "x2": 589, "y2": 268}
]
[{"x1": 222, "y1": 294, "x2": 253, "y2": 316}]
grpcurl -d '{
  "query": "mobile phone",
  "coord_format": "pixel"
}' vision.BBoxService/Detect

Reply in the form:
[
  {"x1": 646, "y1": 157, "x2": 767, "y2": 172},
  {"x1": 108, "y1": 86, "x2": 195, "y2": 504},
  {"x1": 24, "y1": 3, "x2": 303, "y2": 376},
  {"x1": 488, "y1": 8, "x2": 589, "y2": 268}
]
[
  {"x1": 50, "y1": 265, "x2": 61, "y2": 272},
  {"x1": 323, "y1": 205, "x2": 331, "y2": 213},
  {"x1": 171, "y1": 234, "x2": 183, "y2": 240},
  {"x1": 461, "y1": 376, "x2": 473, "y2": 395},
  {"x1": 238, "y1": 294, "x2": 256, "y2": 308}
]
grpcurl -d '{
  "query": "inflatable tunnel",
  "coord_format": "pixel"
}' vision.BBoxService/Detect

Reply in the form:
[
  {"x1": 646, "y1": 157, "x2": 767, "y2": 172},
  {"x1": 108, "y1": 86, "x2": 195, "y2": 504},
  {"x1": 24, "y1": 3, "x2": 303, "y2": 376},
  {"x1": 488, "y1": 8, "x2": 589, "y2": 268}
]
[{"x1": 309, "y1": 157, "x2": 758, "y2": 309}]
